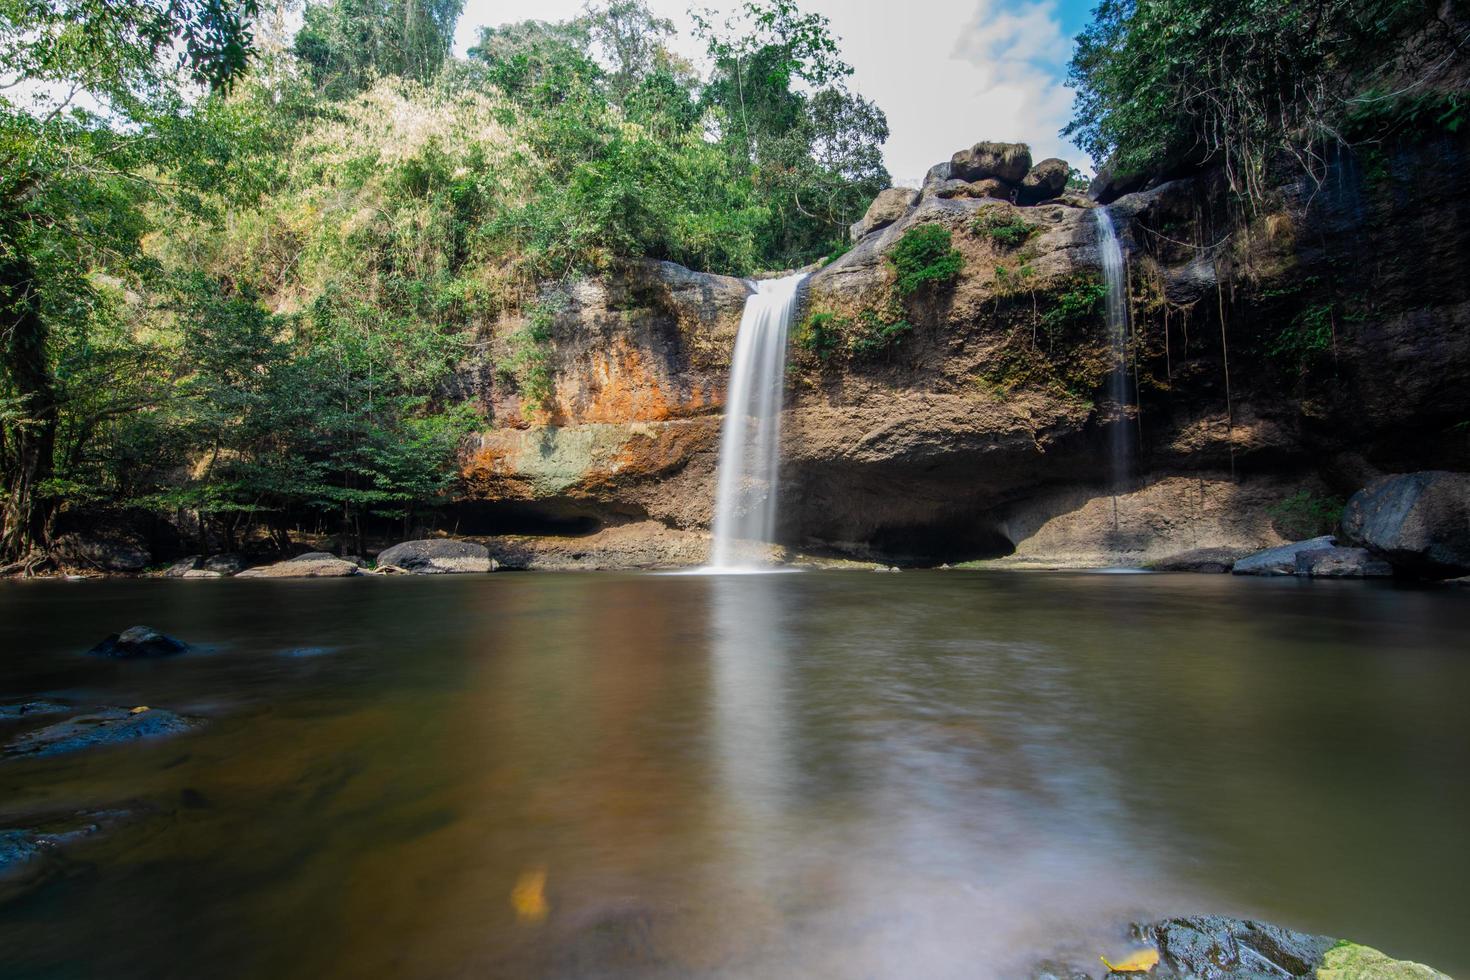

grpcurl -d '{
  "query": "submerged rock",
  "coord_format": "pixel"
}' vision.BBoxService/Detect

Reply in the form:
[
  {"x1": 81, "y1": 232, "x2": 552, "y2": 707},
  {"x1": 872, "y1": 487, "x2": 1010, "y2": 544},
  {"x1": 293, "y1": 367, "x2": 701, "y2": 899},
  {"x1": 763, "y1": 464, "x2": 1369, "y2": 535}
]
[
  {"x1": 236, "y1": 557, "x2": 361, "y2": 578},
  {"x1": 1342, "y1": 471, "x2": 1470, "y2": 578},
  {"x1": 376, "y1": 539, "x2": 497, "y2": 574},
  {"x1": 1231, "y1": 536, "x2": 1337, "y2": 576},
  {"x1": 87, "y1": 626, "x2": 188, "y2": 659},
  {"x1": 3, "y1": 707, "x2": 197, "y2": 758},
  {"x1": 0, "y1": 700, "x2": 75, "y2": 720},
  {"x1": 0, "y1": 809, "x2": 132, "y2": 894}
]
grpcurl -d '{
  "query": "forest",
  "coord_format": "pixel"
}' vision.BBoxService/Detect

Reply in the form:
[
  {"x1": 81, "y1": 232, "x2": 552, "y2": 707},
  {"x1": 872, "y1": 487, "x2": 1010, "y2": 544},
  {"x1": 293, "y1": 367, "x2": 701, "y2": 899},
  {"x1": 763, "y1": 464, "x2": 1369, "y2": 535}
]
[{"x1": 1, "y1": 0, "x2": 1460, "y2": 570}]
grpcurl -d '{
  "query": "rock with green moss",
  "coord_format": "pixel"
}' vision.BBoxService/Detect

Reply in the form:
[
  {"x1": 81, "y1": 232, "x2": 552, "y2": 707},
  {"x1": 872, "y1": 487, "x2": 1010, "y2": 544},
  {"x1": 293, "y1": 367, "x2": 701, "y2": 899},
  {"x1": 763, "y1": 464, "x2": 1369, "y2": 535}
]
[{"x1": 1316, "y1": 941, "x2": 1452, "y2": 979}]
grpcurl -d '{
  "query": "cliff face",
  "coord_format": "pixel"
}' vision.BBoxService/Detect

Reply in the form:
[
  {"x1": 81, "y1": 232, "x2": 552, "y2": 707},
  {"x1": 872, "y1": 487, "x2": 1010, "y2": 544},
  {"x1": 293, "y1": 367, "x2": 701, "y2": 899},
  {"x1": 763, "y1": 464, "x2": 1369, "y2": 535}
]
[{"x1": 458, "y1": 130, "x2": 1470, "y2": 567}]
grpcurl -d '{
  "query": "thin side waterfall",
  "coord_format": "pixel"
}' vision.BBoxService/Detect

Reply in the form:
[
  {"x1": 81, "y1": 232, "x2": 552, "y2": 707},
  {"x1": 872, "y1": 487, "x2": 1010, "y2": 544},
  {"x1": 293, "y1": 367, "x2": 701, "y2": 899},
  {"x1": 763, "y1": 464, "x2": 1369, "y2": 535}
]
[
  {"x1": 708, "y1": 272, "x2": 808, "y2": 569},
  {"x1": 1094, "y1": 207, "x2": 1133, "y2": 506}
]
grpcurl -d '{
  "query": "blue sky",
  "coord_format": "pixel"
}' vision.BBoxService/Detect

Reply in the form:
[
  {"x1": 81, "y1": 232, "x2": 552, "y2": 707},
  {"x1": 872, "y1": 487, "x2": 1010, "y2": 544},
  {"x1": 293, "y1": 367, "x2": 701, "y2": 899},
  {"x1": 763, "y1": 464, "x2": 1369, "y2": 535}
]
[{"x1": 455, "y1": 0, "x2": 1100, "y2": 182}]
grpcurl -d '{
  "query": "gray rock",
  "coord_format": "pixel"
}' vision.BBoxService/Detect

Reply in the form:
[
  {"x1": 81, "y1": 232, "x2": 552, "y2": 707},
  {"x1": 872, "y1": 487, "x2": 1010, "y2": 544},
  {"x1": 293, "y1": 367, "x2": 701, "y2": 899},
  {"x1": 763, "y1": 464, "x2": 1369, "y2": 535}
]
[
  {"x1": 0, "y1": 701, "x2": 74, "y2": 720},
  {"x1": 163, "y1": 555, "x2": 201, "y2": 577},
  {"x1": 1088, "y1": 159, "x2": 1149, "y2": 203},
  {"x1": 376, "y1": 539, "x2": 497, "y2": 574},
  {"x1": 1018, "y1": 157, "x2": 1070, "y2": 205},
  {"x1": 0, "y1": 809, "x2": 131, "y2": 889},
  {"x1": 1231, "y1": 536, "x2": 1336, "y2": 575},
  {"x1": 920, "y1": 161, "x2": 953, "y2": 197},
  {"x1": 950, "y1": 141, "x2": 1032, "y2": 184},
  {"x1": 87, "y1": 626, "x2": 188, "y2": 659},
  {"x1": 201, "y1": 553, "x2": 248, "y2": 575},
  {"x1": 1142, "y1": 915, "x2": 1337, "y2": 978},
  {"x1": 4, "y1": 707, "x2": 197, "y2": 758},
  {"x1": 236, "y1": 557, "x2": 361, "y2": 578},
  {"x1": 1342, "y1": 471, "x2": 1470, "y2": 578},
  {"x1": 1294, "y1": 546, "x2": 1394, "y2": 578},
  {"x1": 850, "y1": 186, "x2": 920, "y2": 241},
  {"x1": 51, "y1": 531, "x2": 150, "y2": 573},
  {"x1": 1147, "y1": 547, "x2": 1253, "y2": 573},
  {"x1": 181, "y1": 569, "x2": 222, "y2": 579}
]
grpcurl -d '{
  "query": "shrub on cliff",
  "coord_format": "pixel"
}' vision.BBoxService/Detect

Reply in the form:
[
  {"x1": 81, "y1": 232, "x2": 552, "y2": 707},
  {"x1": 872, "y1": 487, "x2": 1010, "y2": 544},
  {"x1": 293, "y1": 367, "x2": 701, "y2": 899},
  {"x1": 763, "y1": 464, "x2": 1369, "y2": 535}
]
[{"x1": 888, "y1": 225, "x2": 964, "y2": 296}]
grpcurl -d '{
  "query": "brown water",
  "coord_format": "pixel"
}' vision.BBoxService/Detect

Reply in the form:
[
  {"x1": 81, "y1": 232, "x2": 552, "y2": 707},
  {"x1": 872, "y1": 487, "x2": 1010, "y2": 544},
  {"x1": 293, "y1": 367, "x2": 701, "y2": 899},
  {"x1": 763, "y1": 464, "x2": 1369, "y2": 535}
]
[{"x1": 1, "y1": 572, "x2": 1467, "y2": 978}]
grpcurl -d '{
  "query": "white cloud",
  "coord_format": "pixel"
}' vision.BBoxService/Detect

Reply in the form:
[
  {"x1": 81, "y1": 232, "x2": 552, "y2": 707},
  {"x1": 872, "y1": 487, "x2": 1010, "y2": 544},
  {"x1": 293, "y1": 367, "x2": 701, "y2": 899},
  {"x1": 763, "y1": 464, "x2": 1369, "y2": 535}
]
[{"x1": 454, "y1": 0, "x2": 1090, "y2": 184}]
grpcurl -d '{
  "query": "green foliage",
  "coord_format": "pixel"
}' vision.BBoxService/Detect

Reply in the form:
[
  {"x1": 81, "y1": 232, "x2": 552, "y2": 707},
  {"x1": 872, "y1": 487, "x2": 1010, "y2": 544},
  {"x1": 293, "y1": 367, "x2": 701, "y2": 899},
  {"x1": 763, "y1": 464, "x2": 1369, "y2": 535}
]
[
  {"x1": 888, "y1": 225, "x2": 963, "y2": 296},
  {"x1": 1269, "y1": 490, "x2": 1344, "y2": 539},
  {"x1": 1064, "y1": 0, "x2": 1439, "y2": 203},
  {"x1": 1042, "y1": 276, "x2": 1107, "y2": 335},
  {"x1": 1268, "y1": 303, "x2": 1334, "y2": 366},
  {"x1": 295, "y1": 0, "x2": 464, "y2": 97},
  {"x1": 794, "y1": 311, "x2": 846, "y2": 360},
  {"x1": 506, "y1": 298, "x2": 559, "y2": 415},
  {"x1": 848, "y1": 308, "x2": 913, "y2": 358},
  {"x1": 1343, "y1": 90, "x2": 1468, "y2": 140},
  {"x1": 972, "y1": 211, "x2": 1036, "y2": 249}
]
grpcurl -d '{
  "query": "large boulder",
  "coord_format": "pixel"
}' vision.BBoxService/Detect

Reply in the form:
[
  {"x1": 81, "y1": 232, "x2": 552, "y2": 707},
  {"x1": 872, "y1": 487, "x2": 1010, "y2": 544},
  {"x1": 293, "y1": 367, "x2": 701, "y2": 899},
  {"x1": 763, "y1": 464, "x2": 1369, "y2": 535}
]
[
  {"x1": 1341, "y1": 471, "x2": 1470, "y2": 578},
  {"x1": 1294, "y1": 545, "x2": 1394, "y2": 578},
  {"x1": 376, "y1": 539, "x2": 497, "y2": 574},
  {"x1": 236, "y1": 557, "x2": 361, "y2": 578},
  {"x1": 950, "y1": 141, "x2": 1032, "y2": 184},
  {"x1": 850, "y1": 186, "x2": 919, "y2": 242},
  {"x1": 1017, "y1": 158, "x2": 1070, "y2": 205},
  {"x1": 1317, "y1": 942, "x2": 1452, "y2": 979},
  {"x1": 1232, "y1": 536, "x2": 1337, "y2": 575},
  {"x1": 4, "y1": 707, "x2": 197, "y2": 758},
  {"x1": 201, "y1": 553, "x2": 248, "y2": 575},
  {"x1": 87, "y1": 626, "x2": 188, "y2": 659},
  {"x1": 162, "y1": 556, "x2": 201, "y2": 578},
  {"x1": 51, "y1": 530, "x2": 150, "y2": 573}
]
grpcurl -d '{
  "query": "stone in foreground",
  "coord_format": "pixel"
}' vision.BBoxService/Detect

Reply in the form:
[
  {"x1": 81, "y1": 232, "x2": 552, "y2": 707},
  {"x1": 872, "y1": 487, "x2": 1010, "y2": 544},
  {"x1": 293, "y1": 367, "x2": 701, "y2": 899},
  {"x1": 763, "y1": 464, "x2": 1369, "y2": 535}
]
[
  {"x1": 376, "y1": 539, "x2": 497, "y2": 574},
  {"x1": 4, "y1": 707, "x2": 197, "y2": 758},
  {"x1": 1032, "y1": 915, "x2": 1451, "y2": 979},
  {"x1": 1231, "y1": 536, "x2": 1336, "y2": 575},
  {"x1": 236, "y1": 557, "x2": 361, "y2": 578},
  {"x1": 87, "y1": 626, "x2": 188, "y2": 659},
  {"x1": 1342, "y1": 471, "x2": 1470, "y2": 578}
]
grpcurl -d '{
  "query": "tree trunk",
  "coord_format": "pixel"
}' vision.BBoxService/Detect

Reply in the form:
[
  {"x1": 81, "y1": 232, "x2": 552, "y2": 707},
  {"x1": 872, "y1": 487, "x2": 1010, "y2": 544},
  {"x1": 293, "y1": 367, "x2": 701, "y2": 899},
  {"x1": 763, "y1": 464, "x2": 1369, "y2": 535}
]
[{"x1": 0, "y1": 252, "x2": 58, "y2": 564}]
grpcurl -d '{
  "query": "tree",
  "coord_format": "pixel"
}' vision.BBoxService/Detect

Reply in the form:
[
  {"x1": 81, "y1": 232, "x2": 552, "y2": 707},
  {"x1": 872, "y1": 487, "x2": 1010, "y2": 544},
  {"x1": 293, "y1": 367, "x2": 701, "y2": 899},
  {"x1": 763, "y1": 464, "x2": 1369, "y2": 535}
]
[
  {"x1": 1, "y1": 0, "x2": 260, "y2": 568},
  {"x1": 1063, "y1": 0, "x2": 1449, "y2": 205},
  {"x1": 295, "y1": 0, "x2": 464, "y2": 97}
]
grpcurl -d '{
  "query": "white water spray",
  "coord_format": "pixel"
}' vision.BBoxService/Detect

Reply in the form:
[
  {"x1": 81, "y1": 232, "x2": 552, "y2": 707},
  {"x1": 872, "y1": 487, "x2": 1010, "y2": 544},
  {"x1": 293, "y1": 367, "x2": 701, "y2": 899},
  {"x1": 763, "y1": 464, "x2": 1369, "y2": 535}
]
[
  {"x1": 1094, "y1": 208, "x2": 1133, "y2": 494},
  {"x1": 708, "y1": 273, "x2": 808, "y2": 569}
]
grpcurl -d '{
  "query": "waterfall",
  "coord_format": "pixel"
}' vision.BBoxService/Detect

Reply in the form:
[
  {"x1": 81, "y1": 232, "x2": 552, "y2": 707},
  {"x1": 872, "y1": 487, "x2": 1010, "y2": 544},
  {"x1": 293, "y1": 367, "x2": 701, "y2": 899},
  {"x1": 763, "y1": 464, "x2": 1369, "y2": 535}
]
[
  {"x1": 708, "y1": 272, "x2": 808, "y2": 569},
  {"x1": 1094, "y1": 207, "x2": 1133, "y2": 495}
]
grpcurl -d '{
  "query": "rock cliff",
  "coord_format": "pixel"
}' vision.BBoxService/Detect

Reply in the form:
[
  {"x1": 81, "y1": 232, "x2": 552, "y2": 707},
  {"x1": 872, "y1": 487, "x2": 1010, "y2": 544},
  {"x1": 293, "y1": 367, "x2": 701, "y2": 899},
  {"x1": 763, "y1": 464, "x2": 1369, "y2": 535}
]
[{"x1": 458, "y1": 129, "x2": 1470, "y2": 567}]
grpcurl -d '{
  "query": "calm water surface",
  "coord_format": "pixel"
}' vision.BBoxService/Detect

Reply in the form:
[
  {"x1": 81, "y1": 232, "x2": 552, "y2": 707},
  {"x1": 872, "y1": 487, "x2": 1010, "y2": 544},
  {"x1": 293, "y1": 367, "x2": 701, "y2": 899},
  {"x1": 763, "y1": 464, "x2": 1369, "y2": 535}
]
[{"x1": 1, "y1": 572, "x2": 1467, "y2": 978}]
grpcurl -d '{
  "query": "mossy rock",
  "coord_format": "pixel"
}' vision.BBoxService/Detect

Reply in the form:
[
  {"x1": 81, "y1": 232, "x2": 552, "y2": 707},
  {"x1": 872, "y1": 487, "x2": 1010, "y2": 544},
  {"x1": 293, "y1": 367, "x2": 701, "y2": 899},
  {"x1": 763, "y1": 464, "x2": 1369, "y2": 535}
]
[{"x1": 1316, "y1": 941, "x2": 1452, "y2": 979}]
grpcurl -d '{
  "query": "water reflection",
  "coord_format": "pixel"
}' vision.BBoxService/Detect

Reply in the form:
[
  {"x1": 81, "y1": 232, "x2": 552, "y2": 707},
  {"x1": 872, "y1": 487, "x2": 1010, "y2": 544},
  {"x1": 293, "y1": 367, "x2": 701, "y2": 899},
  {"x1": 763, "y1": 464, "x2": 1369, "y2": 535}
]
[{"x1": 0, "y1": 574, "x2": 1467, "y2": 978}]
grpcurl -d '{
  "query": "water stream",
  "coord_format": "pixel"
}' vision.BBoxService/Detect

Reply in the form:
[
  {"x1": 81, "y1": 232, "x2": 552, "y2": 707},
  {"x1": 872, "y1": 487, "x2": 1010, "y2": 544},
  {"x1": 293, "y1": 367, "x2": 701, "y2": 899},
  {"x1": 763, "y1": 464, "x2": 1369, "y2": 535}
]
[
  {"x1": 1094, "y1": 208, "x2": 1133, "y2": 500},
  {"x1": 708, "y1": 273, "x2": 808, "y2": 569}
]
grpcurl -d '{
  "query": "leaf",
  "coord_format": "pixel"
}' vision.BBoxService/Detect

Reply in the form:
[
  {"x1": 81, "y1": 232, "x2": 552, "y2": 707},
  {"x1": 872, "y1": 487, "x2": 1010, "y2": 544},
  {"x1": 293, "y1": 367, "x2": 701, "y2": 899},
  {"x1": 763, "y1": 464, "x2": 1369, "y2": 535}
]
[
  {"x1": 130, "y1": 706, "x2": 151, "y2": 714},
  {"x1": 1101, "y1": 948, "x2": 1159, "y2": 973},
  {"x1": 512, "y1": 868, "x2": 548, "y2": 923}
]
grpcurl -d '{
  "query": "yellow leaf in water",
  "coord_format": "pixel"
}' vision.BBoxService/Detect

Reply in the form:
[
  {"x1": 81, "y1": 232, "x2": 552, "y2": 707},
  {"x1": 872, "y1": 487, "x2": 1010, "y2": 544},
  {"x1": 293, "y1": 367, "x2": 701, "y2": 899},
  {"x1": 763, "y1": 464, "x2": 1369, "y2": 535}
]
[
  {"x1": 512, "y1": 868, "x2": 548, "y2": 923},
  {"x1": 1100, "y1": 948, "x2": 1160, "y2": 973},
  {"x1": 130, "y1": 706, "x2": 150, "y2": 714}
]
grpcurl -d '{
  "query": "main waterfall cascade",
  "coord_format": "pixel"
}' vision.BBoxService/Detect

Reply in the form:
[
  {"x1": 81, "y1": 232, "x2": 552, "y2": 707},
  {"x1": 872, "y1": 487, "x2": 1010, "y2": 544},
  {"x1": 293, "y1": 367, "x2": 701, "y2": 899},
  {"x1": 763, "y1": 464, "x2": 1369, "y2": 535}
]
[
  {"x1": 708, "y1": 272, "x2": 809, "y2": 569},
  {"x1": 1094, "y1": 208, "x2": 1134, "y2": 496}
]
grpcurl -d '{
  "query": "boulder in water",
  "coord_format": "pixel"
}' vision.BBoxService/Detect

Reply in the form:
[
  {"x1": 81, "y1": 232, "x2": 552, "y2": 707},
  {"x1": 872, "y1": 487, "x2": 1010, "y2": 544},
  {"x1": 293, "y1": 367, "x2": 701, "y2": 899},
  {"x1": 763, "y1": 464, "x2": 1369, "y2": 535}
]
[
  {"x1": 1342, "y1": 471, "x2": 1470, "y2": 578},
  {"x1": 87, "y1": 626, "x2": 188, "y2": 659},
  {"x1": 236, "y1": 557, "x2": 361, "y2": 578},
  {"x1": 163, "y1": 556, "x2": 201, "y2": 577},
  {"x1": 201, "y1": 553, "x2": 249, "y2": 575},
  {"x1": 950, "y1": 140, "x2": 1032, "y2": 184},
  {"x1": 376, "y1": 539, "x2": 497, "y2": 574},
  {"x1": 1231, "y1": 536, "x2": 1336, "y2": 575},
  {"x1": 1142, "y1": 915, "x2": 1336, "y2": 976}
]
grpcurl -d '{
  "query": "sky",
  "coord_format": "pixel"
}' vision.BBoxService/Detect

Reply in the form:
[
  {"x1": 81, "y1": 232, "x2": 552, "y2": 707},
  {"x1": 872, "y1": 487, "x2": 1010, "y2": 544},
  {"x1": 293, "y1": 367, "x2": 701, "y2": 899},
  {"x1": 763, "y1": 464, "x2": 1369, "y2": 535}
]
[{"x1": 454, "y1": 0, "x2": 1097, "y2": 184}]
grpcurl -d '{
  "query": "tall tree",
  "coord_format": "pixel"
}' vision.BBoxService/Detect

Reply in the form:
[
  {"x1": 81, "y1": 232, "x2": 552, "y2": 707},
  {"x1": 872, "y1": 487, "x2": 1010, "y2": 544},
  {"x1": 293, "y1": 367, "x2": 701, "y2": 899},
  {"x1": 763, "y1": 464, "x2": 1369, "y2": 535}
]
[
  {"x1": 0, "y1": 0, "x2": 259, "y2": 567},
  {"x1": 295, "y1": 0, "x2": 463, "y2": 97}
]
